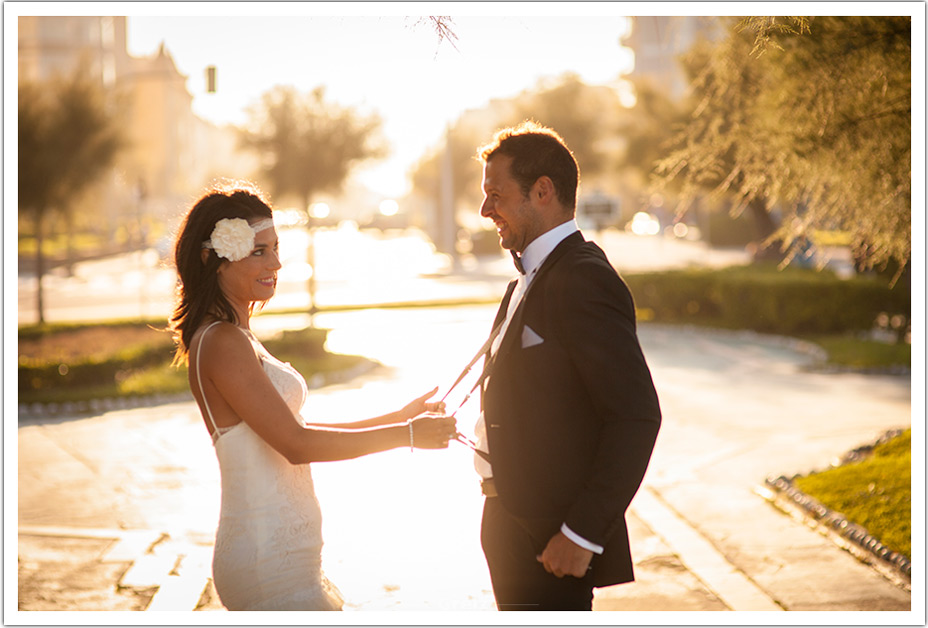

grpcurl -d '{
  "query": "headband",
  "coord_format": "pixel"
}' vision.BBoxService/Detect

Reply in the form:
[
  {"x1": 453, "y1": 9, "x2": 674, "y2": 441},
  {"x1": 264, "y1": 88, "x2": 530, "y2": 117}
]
[{"x1": 202, "y1": 217, "x2": 276, "y2": 261}]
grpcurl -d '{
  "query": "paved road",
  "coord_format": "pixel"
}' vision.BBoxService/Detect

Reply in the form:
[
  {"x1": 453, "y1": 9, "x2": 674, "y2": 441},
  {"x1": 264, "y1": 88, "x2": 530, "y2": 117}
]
[
  {"x1": 17, "y1": 226, "x2": 751, "y2": 325},
  {"x1": 16, "y1": 305, "x2": 914, "y2": 618}
]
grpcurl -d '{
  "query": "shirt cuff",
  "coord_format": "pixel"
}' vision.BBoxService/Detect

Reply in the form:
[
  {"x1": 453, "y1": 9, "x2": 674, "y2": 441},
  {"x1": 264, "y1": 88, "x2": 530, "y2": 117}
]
[{"x1": 561, "y1": 523, "x2": 604, "y2": 554}]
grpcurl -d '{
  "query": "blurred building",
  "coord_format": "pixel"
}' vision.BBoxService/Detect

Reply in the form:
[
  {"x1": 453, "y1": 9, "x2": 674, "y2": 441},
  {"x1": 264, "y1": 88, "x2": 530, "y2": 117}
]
[
  {"x1": 118, "y1": 42, "x2": 234, "y2": 219},
  {"x1": 18, "y1": 15, "x2": 128, "y2": 85},
  {"x1": 623, "y1": 16, "x2": 722, "y2": 100},
  {"x1": 18, "y1": 16, "x2": 247, "y2": 245}
]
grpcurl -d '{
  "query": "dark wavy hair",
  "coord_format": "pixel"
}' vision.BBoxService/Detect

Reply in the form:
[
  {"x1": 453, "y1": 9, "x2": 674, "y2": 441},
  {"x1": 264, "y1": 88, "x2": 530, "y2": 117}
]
[
  {"x1": 477, "y1": 120, "x2": 579, "y2": 211},
  {"x1": 170, "y1": 181, "x2": 273, "y2": 365}
]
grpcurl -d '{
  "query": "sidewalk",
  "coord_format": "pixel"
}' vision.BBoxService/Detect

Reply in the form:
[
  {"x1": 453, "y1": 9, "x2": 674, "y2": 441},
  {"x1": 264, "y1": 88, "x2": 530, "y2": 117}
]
[
  {"x1": 17, "y1": 525, "x2": 223, "y2": 611},
  {"x1": 14, "y1": 497, "x2": 732, "y2": 613},
  {"x1": 15, "y1": 467, "x2": 912, "y2": 614},
  {"x1": 19, "y1": 397, "x2": 736, "y2": 614},
  {"x1": 17, "y1": 227, "x2": 748, "y2": 326}
]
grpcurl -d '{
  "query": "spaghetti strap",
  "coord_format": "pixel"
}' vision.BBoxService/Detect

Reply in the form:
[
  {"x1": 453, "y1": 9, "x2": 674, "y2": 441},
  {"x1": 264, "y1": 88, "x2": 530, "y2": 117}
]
[{"x1": 196, "y1": 321, "x2": 224, "y2": 436}]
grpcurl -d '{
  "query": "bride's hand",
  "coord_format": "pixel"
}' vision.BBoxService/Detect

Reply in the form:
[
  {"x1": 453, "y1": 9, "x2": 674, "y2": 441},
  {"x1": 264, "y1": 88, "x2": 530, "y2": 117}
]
[
  {"x1": 398, "y1": 387, "x2": 445, "y2": 422},
  {"x1": 410, "y1": 413, "x2": 458, "y2": 449}
]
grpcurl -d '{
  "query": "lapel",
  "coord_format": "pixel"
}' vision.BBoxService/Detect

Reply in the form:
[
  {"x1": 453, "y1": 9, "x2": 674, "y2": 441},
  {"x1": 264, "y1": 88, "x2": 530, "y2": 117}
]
[
  {"x1": 491, "y1": 280, "x2": 518, "y2": 332},
  {"x1": 490, "y1": 231, "x2": 587, "y2": 367},
  {"x1": 477, "y1": 280, "x2": 517, "y2": 384}
]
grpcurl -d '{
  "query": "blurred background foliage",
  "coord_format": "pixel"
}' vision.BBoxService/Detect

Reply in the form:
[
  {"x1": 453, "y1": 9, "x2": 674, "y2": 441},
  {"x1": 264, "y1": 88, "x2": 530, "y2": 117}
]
[
  {"x1": 18, "y1": 323, "x2": 368, "y2": 405},
  {"x1": 19, "y1": 67, "x2": 125, "y2": 322},
  {"x1": 407, "y1": 16, "x2": 911, "y2": 285},
  {"x1": 653, "y1": 16, "x2": 911, "y2": 281},
  {"x1": 626, "y1": 263, "x2": 910, "y2": 336},
  {"x1": 18, "y1": 261, "x2": 911, "y2": 406},
  {"x1": 18, "y1": 15, "x2": 912, "y2": 324},
  {"x1": 238, "y1": 85, "x2": 387, "y2": 213}
]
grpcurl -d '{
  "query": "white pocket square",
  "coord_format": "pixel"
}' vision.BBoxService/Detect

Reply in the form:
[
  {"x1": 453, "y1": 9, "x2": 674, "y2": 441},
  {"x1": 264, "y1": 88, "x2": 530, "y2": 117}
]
[{"x1": 521, "y1": 325, "x2": 544, "y2": 348}]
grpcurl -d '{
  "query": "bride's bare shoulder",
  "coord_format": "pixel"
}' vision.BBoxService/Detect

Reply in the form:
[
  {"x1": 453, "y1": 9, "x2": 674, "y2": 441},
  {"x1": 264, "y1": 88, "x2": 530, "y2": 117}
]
[{"x1": 194, "y1": 322, "x2": 257, "y2": 364}]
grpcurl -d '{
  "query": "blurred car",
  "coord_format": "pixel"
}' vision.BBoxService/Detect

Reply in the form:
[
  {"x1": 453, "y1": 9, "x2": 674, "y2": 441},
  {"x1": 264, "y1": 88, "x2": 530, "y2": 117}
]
[
  {"x1": 577, "y1": 192, "x2": 620, "y2": 230},
  {"x1": 626, "y1": 211, "x2": 661, "y2": 236},
  {"x1": 359, "y1": 212, "x2": 410, "y2": 232}
]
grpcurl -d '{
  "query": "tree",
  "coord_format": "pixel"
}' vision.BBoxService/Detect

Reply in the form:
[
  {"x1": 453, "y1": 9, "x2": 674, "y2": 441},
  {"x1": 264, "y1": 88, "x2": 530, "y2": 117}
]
[
  {"x1": 239, "y1": 85, "x2": 385, "y2": 211},
  {"x1": 410, "y1": 122, "x2": 486, "y2": 227},
  {"x1": 18, "y1": 71, "x2": 123, "y2": 323},
  {"x1": 615, "y1": 77, "x2": 690, "y2": 191},
  {"x1": 653, "y1": 21, "x2": 790, "y2": 254},
  {"x1": 507, "y1": 73, "x2": 625, "y2": 181},
  {"x1": 239, "y1": 85, "x2": 385, "y2": 316},
  {"x1": 420, "y1": 16, "x2": 459, "y2": 51},
  {"x1": 654, "y1": 16, "x2": 911, "y2": 280},
  {"x1": 409, "y1": 74, "x2": 628, "y2": 235}
]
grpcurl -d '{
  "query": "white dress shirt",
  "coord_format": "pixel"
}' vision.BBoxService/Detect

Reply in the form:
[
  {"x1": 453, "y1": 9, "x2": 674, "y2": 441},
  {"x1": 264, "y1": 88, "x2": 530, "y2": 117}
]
[{"x1": 473, "y1": 219, "x2": 605, "y2": 555}]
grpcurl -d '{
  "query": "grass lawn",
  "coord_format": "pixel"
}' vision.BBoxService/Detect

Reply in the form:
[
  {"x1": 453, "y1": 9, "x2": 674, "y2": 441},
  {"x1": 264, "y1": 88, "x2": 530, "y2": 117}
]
[
  {"x1": 793, "y1": 429, "x2": 911, "y2": 559},
  {"x1": 18, "y1": 321, "x2": 371, "y2": 405},
  {"x1": 21, "y1": 317, "x2": 910, "y2": 405},
  {"x1": 802, "y1": 334, "x2": 910, "y2": 370}
]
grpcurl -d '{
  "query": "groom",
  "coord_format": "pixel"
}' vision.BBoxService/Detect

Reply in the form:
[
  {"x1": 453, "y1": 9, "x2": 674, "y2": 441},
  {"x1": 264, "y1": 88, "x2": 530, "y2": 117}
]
[{"x1": 472, "y1": 122, "x2": 661, "y2": 611}]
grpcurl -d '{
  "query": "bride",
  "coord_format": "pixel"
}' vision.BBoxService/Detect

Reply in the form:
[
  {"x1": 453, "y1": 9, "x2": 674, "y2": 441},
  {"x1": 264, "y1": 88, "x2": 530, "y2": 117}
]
[{"x1": 170, "y1": 182, "x2": 457, "y2": 611}]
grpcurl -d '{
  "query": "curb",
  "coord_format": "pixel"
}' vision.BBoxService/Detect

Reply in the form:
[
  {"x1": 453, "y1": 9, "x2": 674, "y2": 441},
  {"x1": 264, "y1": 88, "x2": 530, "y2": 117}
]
[
  {"x1": 759, "y1": 478, "x2": 911, "y2": 590},
  {"x1": 646, "y1": 324, "x2": 830, "y2": 362},
  {"x1": 758, "y1": 427, "x2": 912, "y2": 592},
  {"x1": 801, "y1": 364, "x2": 912, "y2": 376},
  {"x1": 18, "y1": 392, "x2": 195, "y2": 421}
]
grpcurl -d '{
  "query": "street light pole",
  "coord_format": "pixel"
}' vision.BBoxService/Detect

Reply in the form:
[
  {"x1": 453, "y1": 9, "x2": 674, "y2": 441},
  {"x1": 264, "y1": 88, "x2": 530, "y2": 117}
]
[
  {"x1": 439, "y1": 126, "x2": 459, "y2": 268},
  {"x1": 306, "y1": 213, "x2": 317, "y2": 326}
]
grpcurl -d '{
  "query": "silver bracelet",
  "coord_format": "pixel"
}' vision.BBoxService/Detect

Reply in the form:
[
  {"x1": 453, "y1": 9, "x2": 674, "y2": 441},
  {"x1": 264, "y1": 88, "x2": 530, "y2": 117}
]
[{"x1": 408, "y1": 420, "x2": 414, "y2": 452}]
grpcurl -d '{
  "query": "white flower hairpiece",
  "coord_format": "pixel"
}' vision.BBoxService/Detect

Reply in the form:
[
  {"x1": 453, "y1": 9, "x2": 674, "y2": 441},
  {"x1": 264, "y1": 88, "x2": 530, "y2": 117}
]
[{"x1": 203, "y1": 217, "x2": 275, "y2": 262}]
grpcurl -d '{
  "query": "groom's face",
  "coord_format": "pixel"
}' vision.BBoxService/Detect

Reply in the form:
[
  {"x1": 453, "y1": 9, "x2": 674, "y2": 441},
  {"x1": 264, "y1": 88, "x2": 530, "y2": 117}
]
[{"x1": 480, "y1": 155, "x2": 543, "y2": 253}]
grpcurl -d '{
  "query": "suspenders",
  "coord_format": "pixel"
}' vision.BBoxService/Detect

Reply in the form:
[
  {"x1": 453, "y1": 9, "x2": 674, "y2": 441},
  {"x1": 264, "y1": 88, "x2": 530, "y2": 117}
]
[{"x1": 443, "y1": 281, "x2": 517, "y2": 462}]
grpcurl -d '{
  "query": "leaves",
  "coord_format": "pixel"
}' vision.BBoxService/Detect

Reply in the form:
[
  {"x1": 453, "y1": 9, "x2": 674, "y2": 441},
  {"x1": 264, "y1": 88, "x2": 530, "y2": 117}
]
[
  {"x1": 409, "y1": 74, "x2": 628, "y2": 219},
  {"x1": 654, "y1": 16, "x2": 911, "y2": 276},
  {"x1": 506, "y1": 74, "x2": 625, "y2": 180},
  {"x1": 737, "y1": 16, "x2": 812, "y2": 56},
  {"x1": 18, "y1": 69, "x2": 125, "y2": 322},
  {"x1": 239, "y1": 85, "x2": 385, "y2": 208},
  {"x1": 424, "y1": 16, "x2": 459, "y2": 52},
  {"x1": 18, "y1": 71, "x2": 123, "y2": 216}
]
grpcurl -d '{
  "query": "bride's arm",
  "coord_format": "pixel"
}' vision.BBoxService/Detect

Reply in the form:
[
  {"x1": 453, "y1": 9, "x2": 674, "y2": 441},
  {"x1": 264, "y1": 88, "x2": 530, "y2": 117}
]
[
  {"x1": 303, "y1": 387, "x2": 444, "y2": 430},
  {"x1": 200, "y1": 325, "x2": 455, "y2": 464}
]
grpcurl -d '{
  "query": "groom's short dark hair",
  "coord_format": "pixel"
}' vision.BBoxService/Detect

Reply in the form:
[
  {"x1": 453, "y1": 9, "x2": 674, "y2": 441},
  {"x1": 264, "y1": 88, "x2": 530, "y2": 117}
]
[{"x1": 477, "y1": 121, "x2": 579, "y2": 211}]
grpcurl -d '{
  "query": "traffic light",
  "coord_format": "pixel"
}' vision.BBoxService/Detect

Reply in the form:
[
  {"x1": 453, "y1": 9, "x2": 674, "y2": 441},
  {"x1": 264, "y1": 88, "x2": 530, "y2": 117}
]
[{"x1": 206, "y1": 66, "x2": 217, "y2": 93}]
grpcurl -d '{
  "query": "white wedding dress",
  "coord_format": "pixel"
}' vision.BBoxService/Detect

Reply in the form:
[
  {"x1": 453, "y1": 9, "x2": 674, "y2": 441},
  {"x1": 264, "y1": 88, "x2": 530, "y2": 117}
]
[{"x1": 196, "y1": 322, "x2": 343, "y2": 611}]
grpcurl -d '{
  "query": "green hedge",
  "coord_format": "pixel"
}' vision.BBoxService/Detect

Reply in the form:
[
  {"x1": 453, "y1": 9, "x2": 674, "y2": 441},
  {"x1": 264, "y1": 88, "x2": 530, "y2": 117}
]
[
  {"x1": 19, "y1": 320, "x2": 175, "y2": 397},
  {"x1": 625, "y1": 264, "x2": 910, "y2": 336},
  {"x1": 264, "y1": 327, "x2": 329, "y2": 359},
  {"x1": 19, "y1": 265, "x2": 911, "y2": 401},
  {"x1": 19, "y1": 342, "x2": 175, "y2": 394},
  {"x1": 19, "y1": 323, "x2": 330, "y2": 400}
]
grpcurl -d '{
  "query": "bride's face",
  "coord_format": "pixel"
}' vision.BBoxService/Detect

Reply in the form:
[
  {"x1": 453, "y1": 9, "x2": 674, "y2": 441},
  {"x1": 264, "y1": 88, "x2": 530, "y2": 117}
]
[{"x1": 217, "y1": 226, "x2": 281, "y2": 307}]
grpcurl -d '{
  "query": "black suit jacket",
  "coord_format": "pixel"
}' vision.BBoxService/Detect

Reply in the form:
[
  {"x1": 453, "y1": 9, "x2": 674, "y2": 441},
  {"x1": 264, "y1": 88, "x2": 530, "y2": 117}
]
[{"x1": 482, "y1": 231, "x2": 661, "y2": 587}]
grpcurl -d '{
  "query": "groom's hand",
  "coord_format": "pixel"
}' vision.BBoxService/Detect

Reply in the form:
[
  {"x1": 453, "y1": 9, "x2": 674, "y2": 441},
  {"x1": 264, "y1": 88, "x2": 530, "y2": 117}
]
[{"x1": 536, "y1": 531, "x2": 594, "y2": 578}]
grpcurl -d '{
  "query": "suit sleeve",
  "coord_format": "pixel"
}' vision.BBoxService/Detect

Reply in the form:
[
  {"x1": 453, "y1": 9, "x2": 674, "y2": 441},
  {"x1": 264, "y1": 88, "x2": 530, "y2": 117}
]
[{"x1": 556, "y1": 258, "x2": 661, "y2": 546}]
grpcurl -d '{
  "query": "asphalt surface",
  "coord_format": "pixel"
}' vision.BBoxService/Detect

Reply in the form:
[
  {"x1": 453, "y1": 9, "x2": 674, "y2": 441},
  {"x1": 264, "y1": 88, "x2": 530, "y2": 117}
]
[{"x1": 14, "y1": 311, "x2": 916, "y2": 620}]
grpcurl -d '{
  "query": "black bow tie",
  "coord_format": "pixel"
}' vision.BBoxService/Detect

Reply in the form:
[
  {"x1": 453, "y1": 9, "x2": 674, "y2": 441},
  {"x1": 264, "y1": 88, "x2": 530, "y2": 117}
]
[{"x1": 510, "y1": 250, "x2": 525, "y2": 275}]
